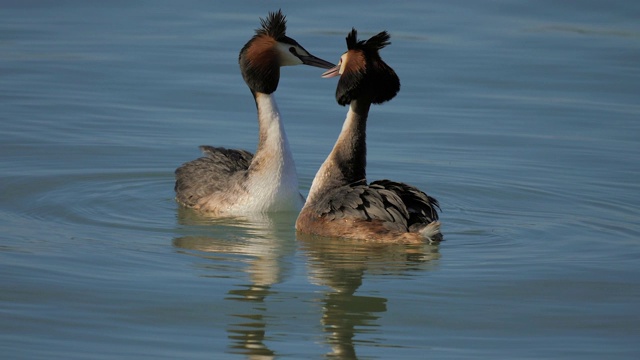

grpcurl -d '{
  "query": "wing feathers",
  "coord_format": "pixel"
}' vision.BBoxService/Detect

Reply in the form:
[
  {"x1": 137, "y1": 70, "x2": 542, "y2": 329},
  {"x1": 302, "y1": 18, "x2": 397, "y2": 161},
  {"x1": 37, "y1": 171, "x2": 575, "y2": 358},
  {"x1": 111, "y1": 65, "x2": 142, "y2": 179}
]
[
  {"x1": 312, "y1": 179, "x2": 439, "y2": 235},
  {"x1": 175, "y1": 146, "x2": 254, "y2": 207}
]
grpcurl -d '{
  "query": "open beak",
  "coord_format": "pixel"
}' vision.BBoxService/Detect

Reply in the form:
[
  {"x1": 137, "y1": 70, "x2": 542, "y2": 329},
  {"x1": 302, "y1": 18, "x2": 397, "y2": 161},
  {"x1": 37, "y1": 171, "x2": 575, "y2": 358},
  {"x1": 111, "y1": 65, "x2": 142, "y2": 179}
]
[
  {"x1": 321, "y1": 64, "x2": 340, "y2": 78},
  {"x1": 299, "y1": 54, "x2": 335, "y2": 70}
]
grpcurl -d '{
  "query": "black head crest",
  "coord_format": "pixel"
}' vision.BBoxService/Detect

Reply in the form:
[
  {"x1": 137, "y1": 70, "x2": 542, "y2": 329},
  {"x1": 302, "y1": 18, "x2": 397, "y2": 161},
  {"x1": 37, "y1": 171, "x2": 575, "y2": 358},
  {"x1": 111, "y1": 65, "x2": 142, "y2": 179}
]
[
  {"x1": 256, "y1": 9, "x2": 287, "y2": 40},
  {"x1": 239, "y1": 10, "x2": 288, "y2": 94},
  {"x1": 346, "y1": 28, "x2": 391, "y2": 52},
  {"x1": 336, "y1": 28, "x2": 400, "y2": 106}
]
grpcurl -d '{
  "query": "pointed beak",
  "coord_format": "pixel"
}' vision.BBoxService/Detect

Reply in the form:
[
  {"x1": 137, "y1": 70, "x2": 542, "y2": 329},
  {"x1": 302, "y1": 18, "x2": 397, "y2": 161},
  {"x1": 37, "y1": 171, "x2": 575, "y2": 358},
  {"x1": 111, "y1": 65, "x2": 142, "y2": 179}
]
[
  {"x1": 321, "y1": 64, "x2": 340, "y2": 78},
  {"x1": 298, "y1": 53, "x2": 335, "y2": 69}
]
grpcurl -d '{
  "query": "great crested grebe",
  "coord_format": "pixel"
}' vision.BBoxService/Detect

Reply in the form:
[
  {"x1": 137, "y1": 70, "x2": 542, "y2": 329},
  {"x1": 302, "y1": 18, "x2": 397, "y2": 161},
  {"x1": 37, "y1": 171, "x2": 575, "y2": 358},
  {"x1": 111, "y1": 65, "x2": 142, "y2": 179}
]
[
  {"x1": 175, "y1": 10, "x2": 333, "y2": 215},
  {"x1": 296, "y1": 29, "x2": 442, "y2": 243}
]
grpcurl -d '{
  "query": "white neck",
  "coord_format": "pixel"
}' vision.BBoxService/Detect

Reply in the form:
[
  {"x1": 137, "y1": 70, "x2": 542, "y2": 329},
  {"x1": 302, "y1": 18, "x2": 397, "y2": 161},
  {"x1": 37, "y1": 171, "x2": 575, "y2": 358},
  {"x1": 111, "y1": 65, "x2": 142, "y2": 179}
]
[{"x1": 237, "y1": 92, "x2": 302, "y2": 212}]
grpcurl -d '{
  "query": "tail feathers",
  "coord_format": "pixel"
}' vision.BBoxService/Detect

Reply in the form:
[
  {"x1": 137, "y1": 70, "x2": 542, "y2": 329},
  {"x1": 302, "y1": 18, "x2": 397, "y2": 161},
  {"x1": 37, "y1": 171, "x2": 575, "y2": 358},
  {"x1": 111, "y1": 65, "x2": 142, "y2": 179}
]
[{"x1": 419, "y1": 221, "x2": 442, "y2": 244}]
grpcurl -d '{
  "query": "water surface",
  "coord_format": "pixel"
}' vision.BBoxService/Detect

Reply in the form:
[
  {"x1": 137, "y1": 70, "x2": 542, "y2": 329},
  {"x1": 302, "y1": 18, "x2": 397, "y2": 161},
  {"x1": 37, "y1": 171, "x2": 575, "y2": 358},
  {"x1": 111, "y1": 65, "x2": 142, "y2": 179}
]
[{"x1": 1, "y1": 1, "x2": 639, "y2": 359}]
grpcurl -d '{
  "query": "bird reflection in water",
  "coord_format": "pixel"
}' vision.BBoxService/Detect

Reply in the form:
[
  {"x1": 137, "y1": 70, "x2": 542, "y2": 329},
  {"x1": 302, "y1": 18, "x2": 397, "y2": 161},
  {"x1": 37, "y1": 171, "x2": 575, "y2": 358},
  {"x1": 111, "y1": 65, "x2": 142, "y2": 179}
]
[
  {"x1": 298, "y1": 233, "x2": 440, "y2": 359},
  {"x1": 174, "y1": 207, "x2": 297, "y2": 359}
]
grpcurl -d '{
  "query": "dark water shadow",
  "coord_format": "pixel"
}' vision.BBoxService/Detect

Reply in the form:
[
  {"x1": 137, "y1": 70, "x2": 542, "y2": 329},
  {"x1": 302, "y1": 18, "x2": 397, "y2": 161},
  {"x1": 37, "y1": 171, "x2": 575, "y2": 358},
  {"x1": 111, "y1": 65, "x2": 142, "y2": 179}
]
[
  {"x1": 298, "y1": 233, "x2": 441, "y2": 359},
  {"x1": 173, "y1": 207, "x2": 298, "y2": 359}
]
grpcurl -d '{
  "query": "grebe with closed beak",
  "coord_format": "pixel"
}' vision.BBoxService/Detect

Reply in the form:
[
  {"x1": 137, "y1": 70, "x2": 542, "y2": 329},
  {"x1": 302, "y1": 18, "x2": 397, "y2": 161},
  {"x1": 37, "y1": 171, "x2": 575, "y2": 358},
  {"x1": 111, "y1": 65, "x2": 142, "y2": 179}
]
[
  {"x1": 175, "y1": 10, "x2": 334, "y2": 215},
  {"x1": 296, "y1": 29, "x2": 442, "y2": 243}
]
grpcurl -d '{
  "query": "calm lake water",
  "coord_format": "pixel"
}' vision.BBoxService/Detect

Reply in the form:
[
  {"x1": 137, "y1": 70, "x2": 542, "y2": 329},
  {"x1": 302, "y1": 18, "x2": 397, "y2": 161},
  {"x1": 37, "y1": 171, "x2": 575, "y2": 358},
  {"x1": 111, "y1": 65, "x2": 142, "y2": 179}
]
[{"x1": 2, "y1": 1, "x2": 639, "y2": 359}]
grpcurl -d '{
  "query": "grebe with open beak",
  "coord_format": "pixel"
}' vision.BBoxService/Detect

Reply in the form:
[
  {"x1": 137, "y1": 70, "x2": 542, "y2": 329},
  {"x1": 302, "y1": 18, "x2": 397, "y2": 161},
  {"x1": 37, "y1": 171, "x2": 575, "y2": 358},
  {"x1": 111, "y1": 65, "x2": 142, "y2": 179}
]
[{"x1": 296, "y1": 29, "x2": 442, "y2": 243}]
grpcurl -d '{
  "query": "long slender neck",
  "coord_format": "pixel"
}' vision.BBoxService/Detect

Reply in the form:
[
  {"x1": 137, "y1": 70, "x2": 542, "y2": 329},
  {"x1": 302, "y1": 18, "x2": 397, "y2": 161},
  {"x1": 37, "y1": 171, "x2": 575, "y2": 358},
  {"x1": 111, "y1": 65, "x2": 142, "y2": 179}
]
[
  {"x1": 306, "y1": 99, "x2": 371, "y2": 205},
  {"x1": 248, "y1": 92, "x2": 297, "y2": 182}
]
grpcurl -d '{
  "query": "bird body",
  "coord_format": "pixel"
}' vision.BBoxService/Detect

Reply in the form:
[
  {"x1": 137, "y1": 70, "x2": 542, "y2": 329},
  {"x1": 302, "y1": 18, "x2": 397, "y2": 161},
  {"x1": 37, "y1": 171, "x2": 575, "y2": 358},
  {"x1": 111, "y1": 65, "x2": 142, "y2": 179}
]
[
  {"x1": 175, "y1": 10, "x2": 333, "y2": 215},
  {"x1": 296, "y1": 29, "x2": 442, "y2": 243}
]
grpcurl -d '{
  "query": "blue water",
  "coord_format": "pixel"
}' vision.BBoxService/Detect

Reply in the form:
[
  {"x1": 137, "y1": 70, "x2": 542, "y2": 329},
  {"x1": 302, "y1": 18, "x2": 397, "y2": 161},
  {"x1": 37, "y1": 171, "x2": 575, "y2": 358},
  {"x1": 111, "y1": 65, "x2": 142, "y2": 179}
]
[{"x1": 1, "y1": 1, "x2": 639, "y2": 359}]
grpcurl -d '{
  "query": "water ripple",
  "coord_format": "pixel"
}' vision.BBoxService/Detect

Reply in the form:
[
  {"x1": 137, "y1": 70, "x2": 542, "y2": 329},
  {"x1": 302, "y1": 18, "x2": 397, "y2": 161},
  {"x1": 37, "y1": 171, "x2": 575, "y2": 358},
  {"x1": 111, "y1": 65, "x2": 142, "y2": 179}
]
[{"x1": 3, "y1": 170, "x2": 175, "y2": 234}]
